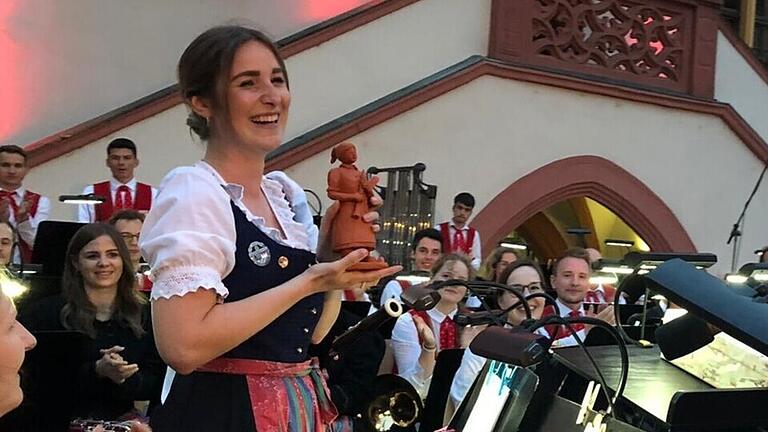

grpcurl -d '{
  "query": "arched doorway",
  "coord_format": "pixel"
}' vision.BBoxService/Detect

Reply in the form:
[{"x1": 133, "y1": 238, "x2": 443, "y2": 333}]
[{"x1": 472, "y1": 155, "x2": 696, "y2": 257}]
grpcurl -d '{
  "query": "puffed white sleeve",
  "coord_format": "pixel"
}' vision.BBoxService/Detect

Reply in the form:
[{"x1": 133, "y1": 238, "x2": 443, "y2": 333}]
[{"x1": 140, "y1": 167, "x2": 236, "y2": 301}]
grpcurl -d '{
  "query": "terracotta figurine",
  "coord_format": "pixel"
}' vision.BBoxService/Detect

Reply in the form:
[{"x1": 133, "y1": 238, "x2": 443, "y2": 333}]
[{"x1": 327, "y1": 142, "x2": 388, "y2": 271}]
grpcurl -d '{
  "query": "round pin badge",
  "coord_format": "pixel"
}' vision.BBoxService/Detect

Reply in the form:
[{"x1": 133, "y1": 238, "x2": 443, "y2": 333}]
[{"x1": 248, "y1": 241, "x2": 271, "y2": 266}]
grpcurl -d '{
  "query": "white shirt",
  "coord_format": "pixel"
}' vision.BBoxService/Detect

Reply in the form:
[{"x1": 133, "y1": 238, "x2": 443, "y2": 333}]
[
  {"x1": 449, "y1": 326, "x2": 549, "y2": 408},
  {"x1": 139, "y1": 161, "x2": 317, "y2": 301},
  {"x1": 0, "y1": 187, "x2": 50, "y2": 260},
  {"x1": 391, "y1": 308, "x2": 457, "y2": 399},
  {"x1": 435, "y1": 221, "x2": 482, "y2": 270},
  {"x1": 550, "y1": 298, "x2": 587, "y2": 348},
  {"x1": 77, "y1": 177, "x2": 159, "y2": 223}
]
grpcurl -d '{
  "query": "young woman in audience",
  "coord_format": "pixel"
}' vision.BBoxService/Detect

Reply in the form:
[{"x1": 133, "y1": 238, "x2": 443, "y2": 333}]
[
  {"x1": 477, "y1": 246, "x2": 520, "y2": 282},
  {"x1": 139, "y1": 25, "x2": 398, "y2": 431},
  {"x1": 391, "y1": 253, "x2": 481, "y2": 399},
  {"x1": 0, "y1": 282, "x2": 36, "y2": 417},
  {"x1": 448, "y1": 259, "x2": 548, "y2": 408},
  {"x1": 21, "y1": 223, "x2": 163, "y2": 422}
]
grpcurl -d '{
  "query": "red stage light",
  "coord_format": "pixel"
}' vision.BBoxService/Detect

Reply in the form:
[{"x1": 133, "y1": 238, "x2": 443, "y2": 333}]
[
  {"x1": 0, "y1": 0, "x2": 25, "y2": 142},
  {"x1": 302, "y1": 0, "x2": 370, "y2": 21}
]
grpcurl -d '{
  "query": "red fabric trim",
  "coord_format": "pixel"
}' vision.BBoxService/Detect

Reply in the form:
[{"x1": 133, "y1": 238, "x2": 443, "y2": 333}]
[
  {"x1": 198, "y1": 357, "x2": 338, "y2": 432},
  {"x1": 93, "y1": 181, "x2": 113, "y2": 222},
  {"x1": 397, "y1": 279, "x2": 412, "y2": 292},
  {"x1": 438, "y1": 222, "x2": 451, "y2": 254},
  {"x1": 134, "y1": 182, "x2": 152, "y2": 211},
  {"x1": 17, "y1": 191, "x2": 41, "y2": 263},
  {"x1": 464, "y1": 227, "x2": 475, "y2": 255}
]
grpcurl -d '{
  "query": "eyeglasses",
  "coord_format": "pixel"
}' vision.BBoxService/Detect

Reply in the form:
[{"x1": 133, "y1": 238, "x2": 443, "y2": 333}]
[
  {"x1": 120, "y1": 232, "x2": 140, "y2": 243},
  {"x1": 508, "y1": 282, "x2": 544, "y2": 293}
]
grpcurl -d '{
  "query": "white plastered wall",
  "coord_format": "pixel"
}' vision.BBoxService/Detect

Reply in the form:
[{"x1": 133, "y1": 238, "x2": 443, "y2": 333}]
[
  {"x1": 25, "y1": 0, "x2": 490, "y2": 220},
  {"x1": 714, "y1": 31, "x2": 768, "y2": 143},
  {"x1": 284, "y1": 76, "x2": 768, "y2": 275},
  {"x1": 284, "y1": 0, "x2": 490, "y2": 139}
]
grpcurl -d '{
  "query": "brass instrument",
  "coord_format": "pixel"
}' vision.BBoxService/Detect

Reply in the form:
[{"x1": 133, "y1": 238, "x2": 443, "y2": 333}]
[{"x1": 362, "y1": 374, "x2": 423, "y2": 432}]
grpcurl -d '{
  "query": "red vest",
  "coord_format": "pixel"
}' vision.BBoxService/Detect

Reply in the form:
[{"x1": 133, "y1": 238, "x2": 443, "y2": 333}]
[
  {"x1": 438, "y1": 222, "x2": 475, "y2": 255},
  {"x1": 93, "y1": 181, "x2": 153, "y2": 222},
  {"x1": 2, "y1": 190, "x2": 42, "y2": 263}
]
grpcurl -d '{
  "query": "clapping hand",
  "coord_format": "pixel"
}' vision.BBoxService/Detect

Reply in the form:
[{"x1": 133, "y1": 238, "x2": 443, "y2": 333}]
[
  {"x1": 95, "y1": 345, "x2": 140, "y2": 384},
  {"x1": 412, "y1": 314, "x2": 437, "y2": 351}
]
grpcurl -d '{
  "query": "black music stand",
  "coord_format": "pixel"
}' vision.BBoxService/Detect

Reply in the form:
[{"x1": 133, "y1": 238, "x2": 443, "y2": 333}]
[
  {"x1": 20, "y1": 221, "x2": 86, "y2": 309},
  {"x1": 419, "y1": 348, "x2": 465, "y2": 432}
]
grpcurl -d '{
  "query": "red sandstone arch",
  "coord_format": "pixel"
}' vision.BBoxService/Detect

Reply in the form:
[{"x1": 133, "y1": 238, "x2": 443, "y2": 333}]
[{"x1": 472, "y1": 155, "x2": 697, "y2": 257}]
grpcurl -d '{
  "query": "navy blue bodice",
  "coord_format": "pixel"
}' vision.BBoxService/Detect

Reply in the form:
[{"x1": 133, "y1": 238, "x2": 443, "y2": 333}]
[{"x1": 222, "y1": 201, "x2": 323, "y2": 362}]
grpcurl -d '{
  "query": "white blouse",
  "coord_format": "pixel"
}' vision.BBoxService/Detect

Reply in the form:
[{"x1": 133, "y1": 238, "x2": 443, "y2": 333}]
[
  {"x1": 140, "y1": 161, "x2": 318, "y2": 301},
  {"x1": 391, "y1": 308, "x2": 457, "y2": 399}
]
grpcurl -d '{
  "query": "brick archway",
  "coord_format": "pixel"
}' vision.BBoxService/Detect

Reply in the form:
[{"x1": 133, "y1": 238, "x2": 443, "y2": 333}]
[{"x1": 472, "y1": 155, "x2": 696, "y2": 256}]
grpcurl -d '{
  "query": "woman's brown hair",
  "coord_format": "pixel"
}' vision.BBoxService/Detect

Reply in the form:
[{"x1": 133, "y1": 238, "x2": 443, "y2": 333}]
[
  {"x1": 177, "y1": 25, "x2": 288, "y2": 140},
  {"x1": 60, "y1": 224, "x2": 145, "y2": 339}
]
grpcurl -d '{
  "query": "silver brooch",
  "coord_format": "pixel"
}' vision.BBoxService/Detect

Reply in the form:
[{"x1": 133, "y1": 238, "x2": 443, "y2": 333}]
[{"x1": 248, "y1": 241, "x2": 271, "y2": 266}]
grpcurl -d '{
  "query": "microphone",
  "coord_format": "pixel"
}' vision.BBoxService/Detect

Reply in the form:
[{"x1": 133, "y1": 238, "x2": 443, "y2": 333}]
[
  {"x1": 400, "y1": 283, "x2": 442, "y2": 311},
  {"x1": 331, "y1": 299, "x2": 403, "y2": 352},
  {"x1": 469, "y1": 326, "x2": 551, "y2": 367},
  {"x1": 656, "y1": 313, "x2": 715, "y2": 360},
  {"x1": 454, "y1": 310, "x2": 505, "y2": 327}
]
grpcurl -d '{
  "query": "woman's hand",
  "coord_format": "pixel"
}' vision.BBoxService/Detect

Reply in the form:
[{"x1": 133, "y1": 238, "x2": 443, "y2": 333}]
[
  {"x1": 305, "y1": 249, "x2": 400, "y2": 294},
  {"x1": 95, "y1": 345, "x2": 139, "y2": 384},
  {"x1": 412, "y1": 315, "x2": 436, "y2": 351}
]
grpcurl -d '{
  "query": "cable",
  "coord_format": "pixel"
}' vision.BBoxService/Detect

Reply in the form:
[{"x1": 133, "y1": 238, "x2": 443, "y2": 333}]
[
  {"x1": 302, "y1": 188, "x2": 323, "y2": 216},
  {"x1": 529, "y1": 315, "x2": 630, "y2": 419},
  {"x1": 613, "y1": 271, "x2": 649, "y2": 347},
  {"x1": 429, "y1": 279, "x2": 531, "y2": 325}
]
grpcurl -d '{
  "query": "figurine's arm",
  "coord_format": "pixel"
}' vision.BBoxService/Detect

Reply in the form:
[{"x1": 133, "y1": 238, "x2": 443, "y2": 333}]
[{"x1": 327, "y1": 169, "x2": 364, "y2": 202}]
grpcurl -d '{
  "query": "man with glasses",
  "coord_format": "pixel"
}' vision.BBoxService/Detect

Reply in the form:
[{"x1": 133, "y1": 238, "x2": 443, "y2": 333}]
[{"x1": 108, "y1": 209, "x2": 149, "y2": 293}]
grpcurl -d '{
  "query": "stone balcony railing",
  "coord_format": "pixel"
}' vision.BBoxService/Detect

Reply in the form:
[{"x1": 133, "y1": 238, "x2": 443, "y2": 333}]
[{"x1": 489, "y1": 0, "x2": 721, "y2": 98}]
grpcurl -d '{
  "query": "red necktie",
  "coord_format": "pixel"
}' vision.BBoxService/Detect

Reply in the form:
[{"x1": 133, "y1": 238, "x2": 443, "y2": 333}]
[
  {"x1": 115, "y1": 185, "x2": 133, "y2": 209},
  {"x1": 567, "y1": 310, "x2": 586, "y2": 334},
  {"x1": 439, "y1": 316, "x2": 457, "y2": 350},
  {"x1": 452, "y1": 229, "x2": 466, "y2": 253}
]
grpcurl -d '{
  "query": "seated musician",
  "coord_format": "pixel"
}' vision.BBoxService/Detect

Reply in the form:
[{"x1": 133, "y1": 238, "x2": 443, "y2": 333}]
[
  {"x1": 542, "y1": 248, "x2": 615, "y2": 348},
  {"x1": 391, "y1": 253, "x2": 482, "y2": 399},
  {"x1": 108, "y1": 210, "x2": 151, "y2": 294},
  {"x1": 449, "y1": 259, "x2": 548, "y2": 408},
  {"x1": 20, "y1": 224, "x2": 164, "y2": 424}
]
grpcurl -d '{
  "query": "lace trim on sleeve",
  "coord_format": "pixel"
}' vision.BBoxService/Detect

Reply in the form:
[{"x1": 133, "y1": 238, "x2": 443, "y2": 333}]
[{"x1": 150, "y1": 266, "x2": 228, "y2": 301}]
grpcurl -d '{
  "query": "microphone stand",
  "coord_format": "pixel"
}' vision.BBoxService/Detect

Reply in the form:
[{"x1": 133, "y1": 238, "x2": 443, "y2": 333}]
[{"x1": 727, "y1": 164, "x2": 768, "y2": 273}]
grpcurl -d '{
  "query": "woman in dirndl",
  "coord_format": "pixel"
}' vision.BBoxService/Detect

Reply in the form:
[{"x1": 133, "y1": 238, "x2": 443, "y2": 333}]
[{"x1": 140, "y1": 25, "x2": 399, "y2": 432}]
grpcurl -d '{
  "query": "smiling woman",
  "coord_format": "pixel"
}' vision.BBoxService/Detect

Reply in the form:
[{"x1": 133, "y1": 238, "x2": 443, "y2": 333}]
[
  {"x1": 139, "y1": 25, "x2": 400, "y2": 432},
  {"x1": 20, "y1": 224, "x2": 163, "y2": 426},
  {"x1": 391, "y1": 253, "x2": 477, "y2": 399}
]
